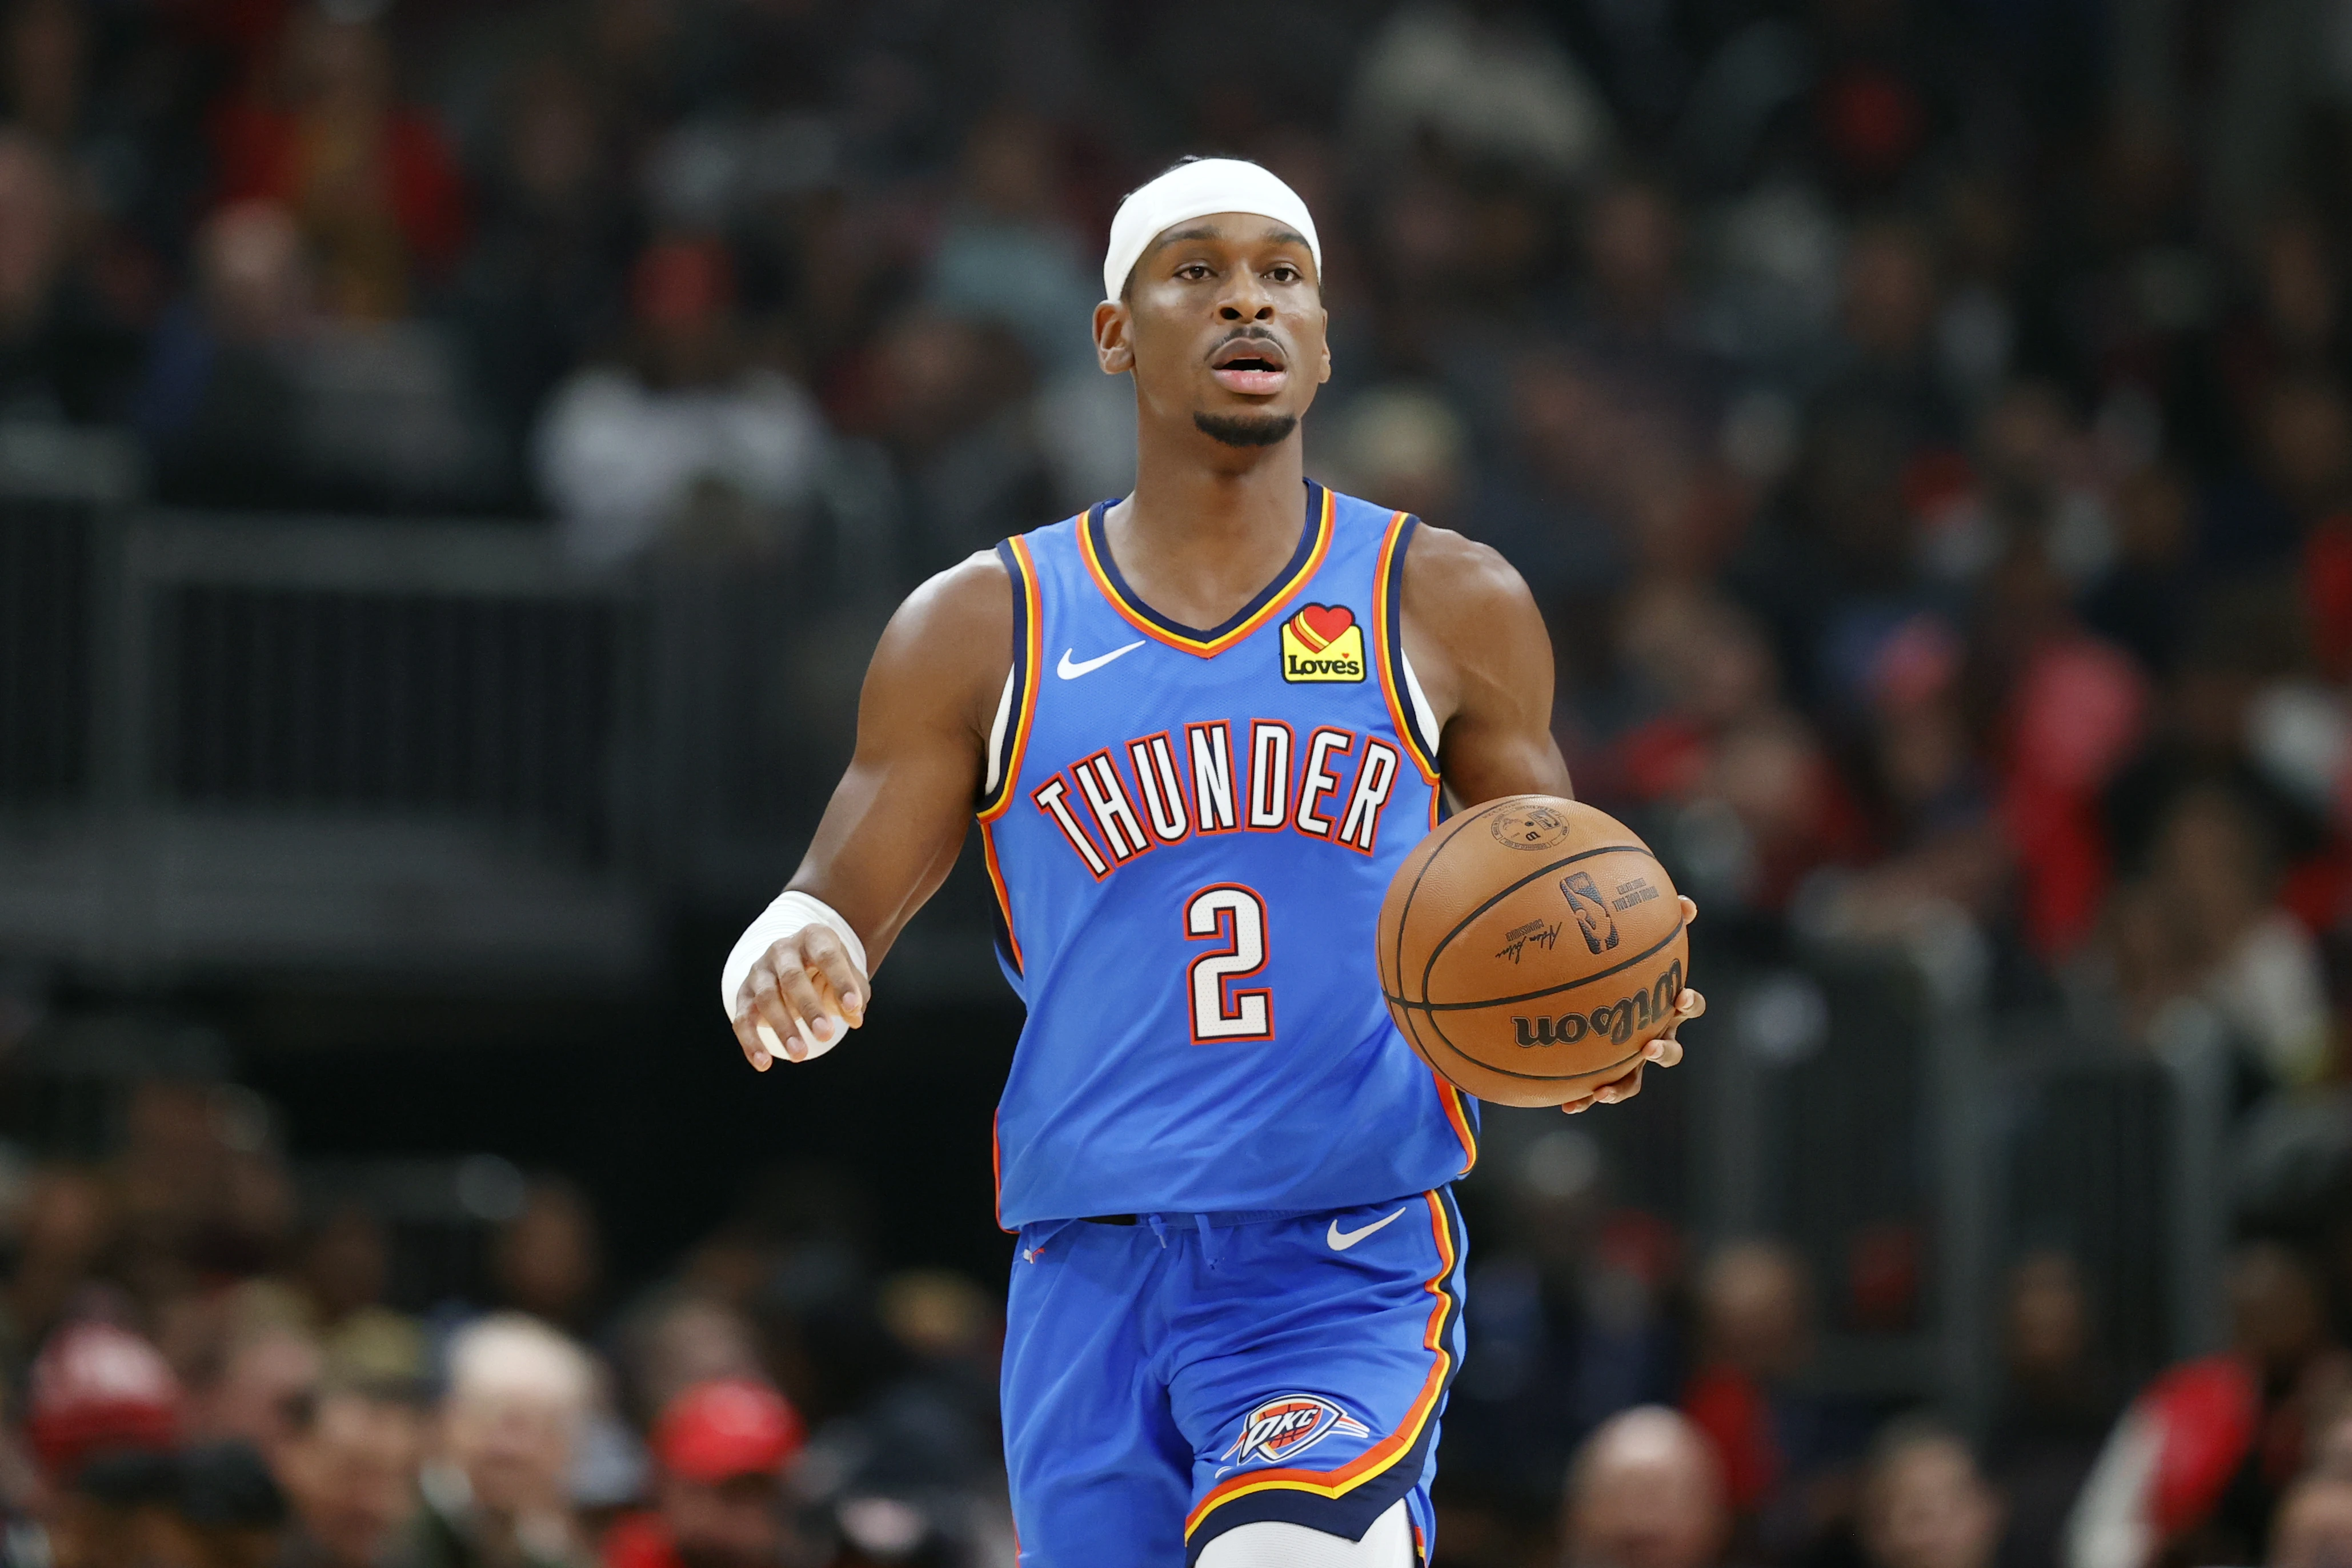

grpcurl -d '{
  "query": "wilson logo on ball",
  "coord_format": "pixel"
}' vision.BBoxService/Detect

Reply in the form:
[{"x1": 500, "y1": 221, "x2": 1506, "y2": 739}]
[
  {"x1": 1279, "y1": 604, "x2": 1365, "y2": 683},
  {"x1": 1219, "y1": 1394, "x2": 1371, "y2": 1467},
  {"x1": 1512, "y1": 959, "x2": 1685, "y2": 1049}
]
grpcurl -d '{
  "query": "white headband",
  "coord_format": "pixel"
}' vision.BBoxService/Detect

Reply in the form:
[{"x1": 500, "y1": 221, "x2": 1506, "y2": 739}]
[{"x1": 1101, "y1": 158, "x2": 1321, "y2": 302}]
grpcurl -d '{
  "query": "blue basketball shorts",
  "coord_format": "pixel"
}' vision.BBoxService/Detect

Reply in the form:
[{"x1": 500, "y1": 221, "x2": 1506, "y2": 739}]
[{"x1": 1001, "y1": 1189, "x2": 1468, "y2": 1566}]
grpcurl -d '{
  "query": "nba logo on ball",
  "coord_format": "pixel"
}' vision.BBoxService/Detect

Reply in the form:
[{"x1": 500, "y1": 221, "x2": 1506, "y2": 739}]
[
  {"x1": 1220, "y1": 1394, "x2": 1371, "y2": 1466},
  {"x1": 1280, "y1": 604, "x2": 1364, "y2": 681}
]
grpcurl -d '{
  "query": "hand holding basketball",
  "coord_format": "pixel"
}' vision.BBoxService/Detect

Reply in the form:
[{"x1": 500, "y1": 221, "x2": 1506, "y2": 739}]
[
  {"x1": 1560, "y1": 900, "x2": 1702, "y2": 1115},
  {"x1": 1377, "y1": 797, "x2": 1701, "y2": 1108}
]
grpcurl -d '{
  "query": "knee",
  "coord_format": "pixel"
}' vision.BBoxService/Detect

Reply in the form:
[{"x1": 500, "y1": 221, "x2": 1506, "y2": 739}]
[{"x1": 1192, "y1": 1500, "x2": 1415, "y2": 1567}]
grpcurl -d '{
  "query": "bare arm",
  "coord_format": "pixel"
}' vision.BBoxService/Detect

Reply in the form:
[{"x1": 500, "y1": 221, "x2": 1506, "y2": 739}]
[
  {"x1": 728, "y1": 551, "x2": 1012, "y2": 1070},
  {"x1": 1398, "y1": 524, "x2": 1702, "y2": 1112},
  {"x1": 1396, "y1": 524, "x2": 1573, "y2": 804}
]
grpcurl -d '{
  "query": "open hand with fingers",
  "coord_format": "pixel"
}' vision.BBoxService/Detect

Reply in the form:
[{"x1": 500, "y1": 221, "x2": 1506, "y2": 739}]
[
  {"x1": 1561, "y1": 895, "x2": 1704, "y2": 1115},
  {"x1": 728, "y1": 924, "x2": 867, "y2": 1071}
]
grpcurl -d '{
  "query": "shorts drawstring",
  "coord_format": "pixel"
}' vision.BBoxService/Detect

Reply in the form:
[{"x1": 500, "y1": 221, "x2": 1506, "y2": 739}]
[
  {"x1": 1193, "y1": 1212, "x2": 1225, "y2": 1271},
  {"x1": 1020, "y1": 1218, "x2": 1079, "y2": 1262},
  {"x1": 1135, "y1": 1212, "x2": 1222, "y2": 1269}
]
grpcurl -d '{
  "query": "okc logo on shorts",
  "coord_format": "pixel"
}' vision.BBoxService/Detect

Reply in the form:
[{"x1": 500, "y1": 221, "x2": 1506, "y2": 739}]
[{"x1": 1220, "y1": 1394, "x2": 1371, "y2": 1467}]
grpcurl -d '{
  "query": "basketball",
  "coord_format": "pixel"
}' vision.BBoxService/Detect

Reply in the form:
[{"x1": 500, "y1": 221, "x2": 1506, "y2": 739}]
[{"x1": 1377, "y1": 796, "x2": 1690, "y2": 1108}]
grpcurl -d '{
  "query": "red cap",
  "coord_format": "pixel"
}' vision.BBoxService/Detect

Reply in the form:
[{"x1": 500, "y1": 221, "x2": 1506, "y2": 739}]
[
  {"x1": 651, "y1": 1379, "x2": 803, "y2": 1482},
  {"x1": 26, "y1": 1322, "x2": 183, "y2": 1479}
]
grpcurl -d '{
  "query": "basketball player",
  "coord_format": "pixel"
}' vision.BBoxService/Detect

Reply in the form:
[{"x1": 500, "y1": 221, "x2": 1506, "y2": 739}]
[{"x1": 721, "y1": 158, "x2": 1704, "y2": 1567}]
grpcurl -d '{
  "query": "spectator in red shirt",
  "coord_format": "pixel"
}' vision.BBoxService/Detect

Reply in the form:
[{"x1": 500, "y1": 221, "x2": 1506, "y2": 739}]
[
  {"x1": 1682, "y1": 1241, "x2": 1875, "y2": 1564},
  {"x1": 208, "y1": 9, "x2": 464, "y2": 321},
  {"x1": 603, "y1": 1381, "x2": 804, "y2": 1568}
]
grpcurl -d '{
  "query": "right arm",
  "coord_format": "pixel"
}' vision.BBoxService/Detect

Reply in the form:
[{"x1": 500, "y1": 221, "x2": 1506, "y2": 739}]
[{"x1": 726, "y1": 551, "x2": 1012, "y2": 1070}]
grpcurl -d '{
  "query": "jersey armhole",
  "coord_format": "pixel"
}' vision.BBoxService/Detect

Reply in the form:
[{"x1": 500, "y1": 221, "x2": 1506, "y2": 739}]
[
  {"x1": 984, "y1": 668, "x2": 1016, "y2": 796},
  {"x1": 976, "y1": 536, "x2": 1042, "y2": 820},
  {"x1": 1375, "y1": 512, "x2": 1443, "y2": 780}
]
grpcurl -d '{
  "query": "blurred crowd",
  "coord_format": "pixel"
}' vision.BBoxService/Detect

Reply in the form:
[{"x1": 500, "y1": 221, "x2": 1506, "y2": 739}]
[
  {"x1": 1433, "y1": 1125, "x2": 2352, "y2": 1568},
  {"x1": 21, "y1": 1075, "x2": 2352, "y2": 1568},
  {"x1": 3, "y1": 0, "x2": 2352, "y2": 1566},
  {"x1": 0, "y1": 1076, "x2": 1009, "y2": 1568},
  {"x1": 0, "y1": 0, "x2": 2343, "y2": 1075}
]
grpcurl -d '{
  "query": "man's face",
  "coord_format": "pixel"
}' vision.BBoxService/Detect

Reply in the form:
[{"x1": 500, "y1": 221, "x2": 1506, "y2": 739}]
[
  {"x1": 2274, "y1": 1482, "x2": 2352, "y2": 1568},
  {"x1": 201, "y1": 1332, "x2": 323, "y2": 1469},
  {"x1": 1096, "y1": 212, "x2": 1330, "y2": 449},
  {"x1": 659, "y1": 1471, "x2": 784, "y2": 1568},
  {"x1": 442, "y1": 1392, "x2": 571, "y2": 1521},
  {"x1": 1572, "y1": 1454, "x2": 1725, "y2": 1568},
  {"x1": 1861, "y1": 1443, "x2": 2001, "y2": 1568},
  {"x1": 286, "y1": 1398, "x2": 422, "y2": 1568}
]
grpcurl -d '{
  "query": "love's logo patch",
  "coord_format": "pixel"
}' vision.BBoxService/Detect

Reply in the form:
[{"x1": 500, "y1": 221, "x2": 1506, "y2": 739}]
[{"x1": 1279, "y1": 603, "x2": 1364, "y2": 683}]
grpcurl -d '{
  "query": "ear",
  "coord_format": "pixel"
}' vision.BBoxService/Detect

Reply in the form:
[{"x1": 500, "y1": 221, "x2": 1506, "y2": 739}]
[
  {"x1": 1093, "y1": 299, "x2": 1133, "y2": 375},
  {"x1": 1318, "y1": 305, "x2": 1332, "y2": 385}
]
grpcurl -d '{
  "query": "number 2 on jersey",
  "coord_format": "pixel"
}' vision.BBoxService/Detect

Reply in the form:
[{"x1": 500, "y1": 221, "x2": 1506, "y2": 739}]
[{"x1": 1183, "y1": 884, "x2": 1275, "y2": 1044}]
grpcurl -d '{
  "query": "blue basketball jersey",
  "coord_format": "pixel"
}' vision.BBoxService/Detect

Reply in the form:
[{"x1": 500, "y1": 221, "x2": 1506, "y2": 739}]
[{"x1": 977, "y1": 482, "x2": 1479, "y2": 1227}]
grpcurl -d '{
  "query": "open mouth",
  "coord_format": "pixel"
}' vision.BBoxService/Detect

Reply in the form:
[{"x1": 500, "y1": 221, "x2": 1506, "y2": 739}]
[{"x1": 1209, "y1": 335, "x2": 1289, "y2": 396}]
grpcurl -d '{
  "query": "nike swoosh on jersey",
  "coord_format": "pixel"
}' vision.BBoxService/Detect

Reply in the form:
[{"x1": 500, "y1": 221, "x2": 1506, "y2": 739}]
[
  {"x1": 1327, "y1": 1206, "x2": 1409, "y2": 1251},
  {"x1": 1056, "y1": 640, "x2": 1147, "y2": 679}
]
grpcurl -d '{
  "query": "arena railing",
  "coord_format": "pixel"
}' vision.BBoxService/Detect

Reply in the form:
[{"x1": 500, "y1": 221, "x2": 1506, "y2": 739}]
[
  {"x1": 0, "y1": 425, "x2": 1003, "y2": 991},
  {"x1": 0, "y1": 428, "x2": 650, "y2": 985},
  {"x1": 1533, "y1": 908, "x2": 2231, "y2": 1422}
]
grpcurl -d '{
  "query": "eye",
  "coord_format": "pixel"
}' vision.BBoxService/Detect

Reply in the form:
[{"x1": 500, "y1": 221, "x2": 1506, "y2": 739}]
[
  {"x1": 1176, "y1": 262, "x2": 1213, "y2": 281},
  {"x1": 1269, "y1": 263, "x2": 1302, "y2": 283}
]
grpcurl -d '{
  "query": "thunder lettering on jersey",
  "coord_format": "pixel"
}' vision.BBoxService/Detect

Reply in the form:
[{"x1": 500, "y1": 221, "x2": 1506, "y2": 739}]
[{"x1": 977, "y1": 481, "x2": 1478, "y2": 1228}]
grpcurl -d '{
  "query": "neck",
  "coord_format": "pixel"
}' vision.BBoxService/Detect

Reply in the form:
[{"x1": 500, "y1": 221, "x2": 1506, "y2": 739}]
[{"x1": 1121, "y1": 414, "x2": 1305, "y2": 559}]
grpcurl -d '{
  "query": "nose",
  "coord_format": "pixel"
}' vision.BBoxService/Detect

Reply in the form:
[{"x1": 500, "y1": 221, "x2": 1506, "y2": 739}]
[{"x1": 1217, "y1": 267, "x2": 1275, "y2": 322}]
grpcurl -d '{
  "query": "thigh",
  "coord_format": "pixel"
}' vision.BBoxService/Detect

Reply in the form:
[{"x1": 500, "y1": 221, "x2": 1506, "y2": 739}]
[
  {"x1": 1003, "y1": 1222, "x2": 1193, "y2": 1567},
  {"x1": 1168, "y1": 1191, "x2": 1468, "y2": 1567}
]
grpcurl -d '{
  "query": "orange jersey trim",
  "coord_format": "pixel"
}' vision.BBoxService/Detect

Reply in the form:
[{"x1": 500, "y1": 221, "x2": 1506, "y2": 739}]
[
  {"x1": 1183, "y1": 1192, "x2": 1461, "y2": 1536},
  {"x1": 1080, "y1": 486, "x2": 1335, "y2": 658},
  {"x1": 980, "y1": 820, "x2": 1022, "y2": 974},
  {"x1": 1371, "y1": 510, "x2": 1441, "y2": 784},
  {"x1": 1433, "y1": 1072, "x2": 1477, "y2": 1175}
]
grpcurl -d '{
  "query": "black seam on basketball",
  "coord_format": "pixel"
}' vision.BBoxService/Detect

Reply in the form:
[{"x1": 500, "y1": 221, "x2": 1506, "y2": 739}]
[
  {"x1": 1414, "y1": 843, "x2": 1654, "y2": 1009},
  {"x1": 1391, "y1": 796, "x2": 1522, "y2": 1013},
  {"x1": 1397, "y1": 918, "x2": 1685, "y2": 1012}
]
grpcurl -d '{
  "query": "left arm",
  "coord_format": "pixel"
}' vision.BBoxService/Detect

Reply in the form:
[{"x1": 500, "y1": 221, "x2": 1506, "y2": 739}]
[{"x1": 1398, "y1": 524, "x2": 1703, "y2": 1113}]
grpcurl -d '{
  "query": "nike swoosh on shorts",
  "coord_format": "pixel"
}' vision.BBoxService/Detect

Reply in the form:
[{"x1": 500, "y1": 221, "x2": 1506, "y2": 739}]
[
  {"x1": 1056, "y1": 640, "x2": 1147, "y2": 680},
  {"x1": 1327, "y1": 1206, "x2": 1408, "y2": 1251}
]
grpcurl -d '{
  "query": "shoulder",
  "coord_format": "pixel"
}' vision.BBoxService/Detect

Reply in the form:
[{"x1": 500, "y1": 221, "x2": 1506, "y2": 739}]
[
  {"x1": 1396, "y1": 522, "x2": 1540, "y2": 625},
  {"x1": 897, "y1": 547, "x2": 1014, "y2": 636},
  {"x1": 866, "y1": 552, "x2": 1011, "y2": 691}
]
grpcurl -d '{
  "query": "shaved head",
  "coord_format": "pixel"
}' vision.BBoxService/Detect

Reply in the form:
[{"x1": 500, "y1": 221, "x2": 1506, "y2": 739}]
[{"x1": 1565, "y1": 1406, "x2": 1728, "y2": 1568}]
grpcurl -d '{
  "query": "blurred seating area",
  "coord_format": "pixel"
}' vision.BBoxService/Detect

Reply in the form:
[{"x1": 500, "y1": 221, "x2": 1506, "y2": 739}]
[
  {"x1": 2, "y1": 1036, "x2": 2352, "y2": 1568},
  {"x1": 0, "y1": 0, "x2": 2349, "y2": 1566},
  {"x1": 0, "y1": 0, "x2": 2340, "y2": 1034},
  {"x1": 0, "y1": 1063, "x2": 1010, "y2": 1568}
]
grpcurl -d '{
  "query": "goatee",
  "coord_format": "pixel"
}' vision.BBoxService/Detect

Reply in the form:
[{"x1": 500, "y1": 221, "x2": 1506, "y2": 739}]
[{"x1": 1194, "y1": 411, "x2": 1297, "y2": 448}]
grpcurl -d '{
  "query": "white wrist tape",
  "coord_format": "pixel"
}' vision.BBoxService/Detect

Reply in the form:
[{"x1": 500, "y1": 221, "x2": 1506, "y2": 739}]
[{"x1": 721, "y1": 891, "x2": 871, "y2": 1061}]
